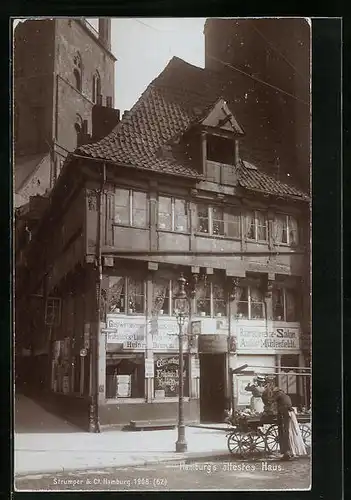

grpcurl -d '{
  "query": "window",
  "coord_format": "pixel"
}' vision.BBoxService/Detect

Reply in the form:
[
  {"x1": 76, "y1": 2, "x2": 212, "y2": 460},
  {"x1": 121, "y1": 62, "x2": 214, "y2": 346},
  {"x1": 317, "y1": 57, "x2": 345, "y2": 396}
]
[
  {"x1": 106, "y1": 354, "x2": 145, "y2": 398},
  {"x1": 92, "y1": 71, "x2": 101, "y2": 104},
  {"x1": 274, "y1": 214, "x2": 299, "y2": 246},
  {"x1": 195, "y1": 279, "x2": 226, "y2": 317},
  {"x1": 237, "y1": 286, "x2": 265, "y2": 319},
  {"x1": 127, "y1": 278, "x2": 145, "y2": 314},
  {"x1": 196, "y1": 204, "x2": 241, "y2": 238},
  {"x1": 74, "y1": 114, "x2": 84, "y2": 148},
  {"x1": 196, "y1": 279, "x2": 211, "y2": 316},
  {"x1": 245, "y1": 211, "x2": 268, "y2": 242},
  {"x1": 73, "y1": 53, "x2": 82, "y2": 91},
  {"x1": 213, "y1": 282, "x2": 226, "y2": 316},
  {"x1": 158, "y1": 196, "x2": 189, "y2": 232},
  {"x1": 273, "y1": 287, "x2": 297, "y2": 321},
  {"x1": 197, "y1": 204, "x2": 210, "y2": 233},
  {"x1": 73, "y1": 69, "x2": 81, "y2": 91},
  {"x1": 206, "y1": 135, "x2": 235, "y2": 165},
  {"x1": 45, "y1": 297, "x2": 61, "y2": 326},
  {"x1": 152, "y1": 279, "x2": 188, "y2": 316},
  {"x1": 114, "y1": 188, "x2": 148, "y2": 228},
  {"x1": 106, "y1": 276, "x2": 145, "y2": 314},
  {"x1": 154, "y1": 355, "x2": 189, "y2": 398}
]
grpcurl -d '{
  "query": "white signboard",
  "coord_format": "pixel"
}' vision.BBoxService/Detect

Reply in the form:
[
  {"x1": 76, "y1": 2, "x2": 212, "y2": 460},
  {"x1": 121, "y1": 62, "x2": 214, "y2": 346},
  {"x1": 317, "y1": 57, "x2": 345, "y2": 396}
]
[
  {"x1": 191, "y1": 357, "x2": 200, "y2": 378},
  {"x1": 145, "y1": 358, "x2": 154, "y2": 378},
  {"x1": 236, "y1": 322, "x2": 300, "y2": 352},
  {"x1": 116, "y1": 375, "x2": 131, "y2": 397},
  {"x1": 236, "y1": 374, "x2": 253, "y2": 406},
  {"x1": 150, "y1": 317, "x2": 188, "y2": 350},
  {"x1": 106, "y1": 315, "x2": 188, "y2": 351},
  {"x1": 106, "y1": 316, "x2": 146, "y2": 349}
]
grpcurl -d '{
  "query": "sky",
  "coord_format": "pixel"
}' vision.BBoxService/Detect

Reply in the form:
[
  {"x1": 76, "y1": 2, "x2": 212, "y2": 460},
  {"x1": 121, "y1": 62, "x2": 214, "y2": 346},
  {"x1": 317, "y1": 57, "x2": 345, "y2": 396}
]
[{"x1": 91, "y1": 18, "x2": 206, "y2": 113}]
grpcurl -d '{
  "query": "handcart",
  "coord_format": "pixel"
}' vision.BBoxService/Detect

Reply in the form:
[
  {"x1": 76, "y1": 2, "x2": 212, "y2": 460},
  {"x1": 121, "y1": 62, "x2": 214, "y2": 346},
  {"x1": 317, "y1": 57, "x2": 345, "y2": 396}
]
[{"x1": 226, "y1": 412, "x2": 311, "y2": 457}]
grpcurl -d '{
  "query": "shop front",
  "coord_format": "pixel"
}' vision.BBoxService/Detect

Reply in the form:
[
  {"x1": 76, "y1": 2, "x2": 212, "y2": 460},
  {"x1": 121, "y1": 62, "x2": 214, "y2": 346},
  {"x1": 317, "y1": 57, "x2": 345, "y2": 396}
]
[
  {"x1": 231, "y1": 320, "x2": 308, "y2": 409},
  {"x1": 98, "y1": 314, "x2": 200, "y2": 427}
]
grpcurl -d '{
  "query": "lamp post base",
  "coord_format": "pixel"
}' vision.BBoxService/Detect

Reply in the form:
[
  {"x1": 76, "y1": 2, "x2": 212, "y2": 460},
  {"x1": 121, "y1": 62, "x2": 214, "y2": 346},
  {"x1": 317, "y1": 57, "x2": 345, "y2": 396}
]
[
  {"x1": 175, "y1": 425, "x2": 188, "y2": 452},
  {"x1": 175, "y1": 440, "x2": 188, "y2": 453},
  {"x1": 89, "y1": 402, "x2": 101, "y2": 433}
]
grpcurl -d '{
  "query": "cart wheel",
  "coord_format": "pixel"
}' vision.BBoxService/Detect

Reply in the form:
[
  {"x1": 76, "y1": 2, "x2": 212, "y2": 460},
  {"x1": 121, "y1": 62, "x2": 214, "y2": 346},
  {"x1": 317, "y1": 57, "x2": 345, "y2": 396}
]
[
  {"x1": 249, "y1": 431, "x2": 266, "y2": 454},
  {"x1": 265, "y1": 424, "x2": 280, "y2": 453},
  {"x1": 227, "y1": 431, "x2": 266, "y2": 457},
  {"x1": 299, "y1": 423, "x2": 311, "y2": 450},
  {"x1": 227, "y1": 431, "x2": 251, "y2": 456}
]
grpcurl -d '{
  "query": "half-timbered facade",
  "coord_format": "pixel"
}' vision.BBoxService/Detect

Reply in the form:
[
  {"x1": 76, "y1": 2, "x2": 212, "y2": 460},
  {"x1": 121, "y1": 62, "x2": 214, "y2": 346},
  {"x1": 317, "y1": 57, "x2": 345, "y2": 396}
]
[{"x1": 15, "y1": 57, "x2": 310, "y2": 429}]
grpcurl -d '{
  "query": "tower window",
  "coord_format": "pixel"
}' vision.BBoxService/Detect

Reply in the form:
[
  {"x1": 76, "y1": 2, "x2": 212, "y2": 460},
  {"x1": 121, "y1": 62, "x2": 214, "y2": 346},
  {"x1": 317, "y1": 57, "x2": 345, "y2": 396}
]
[
  {"x1": 75, "y1": 114, "x2": 83, "y2": 148},
  {"x1": 73, "y1": 53, "x2": 83, "y2": 92},
  {"x1": 92, "y1": 71, "x2": 101, "y2": 104}
]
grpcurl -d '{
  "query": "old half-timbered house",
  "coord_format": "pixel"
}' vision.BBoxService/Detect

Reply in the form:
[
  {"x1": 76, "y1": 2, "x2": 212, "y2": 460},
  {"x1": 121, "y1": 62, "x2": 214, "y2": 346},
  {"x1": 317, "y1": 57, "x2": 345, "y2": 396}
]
[{"x1": 15, "y1": 56, "x2": 310, "y2": 430}]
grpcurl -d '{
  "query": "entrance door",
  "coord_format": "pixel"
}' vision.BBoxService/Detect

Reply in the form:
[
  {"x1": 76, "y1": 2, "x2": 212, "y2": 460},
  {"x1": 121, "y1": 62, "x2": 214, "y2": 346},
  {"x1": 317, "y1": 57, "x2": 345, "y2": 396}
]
[{"x1": 199, "y1": 354, "x2": 226, "y2": 423}]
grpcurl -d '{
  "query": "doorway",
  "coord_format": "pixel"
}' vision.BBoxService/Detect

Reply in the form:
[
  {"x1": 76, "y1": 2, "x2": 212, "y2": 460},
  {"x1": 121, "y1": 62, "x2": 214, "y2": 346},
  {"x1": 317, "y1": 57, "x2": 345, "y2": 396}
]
[{"x1": 199, "y1": 353, "x2": 226, "y2": 423}]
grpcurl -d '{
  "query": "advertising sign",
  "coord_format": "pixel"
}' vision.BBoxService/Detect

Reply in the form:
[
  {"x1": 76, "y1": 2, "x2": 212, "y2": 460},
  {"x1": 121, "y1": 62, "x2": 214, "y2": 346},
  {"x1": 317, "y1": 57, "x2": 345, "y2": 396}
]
[
  {"x1": 154, "y1": 356, "x2": 188, "y2": 397},
  {"x1": 145, "y1": 358, "x2": 154, "y2": 378},
  {"x1": 106, "y1": 316, "x2": 146, "y2": 350},
  {"x1": 106, "y1": 315, "x2": 188, "y2": 351},
  {"x1": 236, "y1": 374, "x2": 253, "y2": 406},
  {"x1": 236, "y1": 322, "x2": 300, "y2": 352}
]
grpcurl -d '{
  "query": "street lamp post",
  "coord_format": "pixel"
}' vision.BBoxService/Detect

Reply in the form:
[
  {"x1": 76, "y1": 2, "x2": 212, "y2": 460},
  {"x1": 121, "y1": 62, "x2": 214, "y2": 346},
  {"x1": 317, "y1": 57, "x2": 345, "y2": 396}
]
[{"x1": 174, "y1": 273, "x2": 188, "y2": 453}]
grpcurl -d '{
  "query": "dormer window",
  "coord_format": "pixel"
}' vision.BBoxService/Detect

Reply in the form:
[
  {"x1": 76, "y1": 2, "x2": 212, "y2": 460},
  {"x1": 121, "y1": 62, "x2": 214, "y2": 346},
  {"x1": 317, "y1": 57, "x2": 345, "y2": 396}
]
[
  {"x1": 207, "y1": 134, "x2": 235, "y2": 165},
  {"x1": 205, "y1": 134, "x2": 237, "y2": 186}
]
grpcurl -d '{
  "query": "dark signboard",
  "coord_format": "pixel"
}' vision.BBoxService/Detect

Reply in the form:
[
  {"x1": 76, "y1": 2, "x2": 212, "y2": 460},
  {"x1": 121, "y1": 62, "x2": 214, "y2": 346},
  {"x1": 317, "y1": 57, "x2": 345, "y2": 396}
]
[
  {"x1": 154, "y1": 355, "x2": 189, "y2": 398},
  {"x1": 198, "y1": 334, "x2": 228, "y2": 353}
]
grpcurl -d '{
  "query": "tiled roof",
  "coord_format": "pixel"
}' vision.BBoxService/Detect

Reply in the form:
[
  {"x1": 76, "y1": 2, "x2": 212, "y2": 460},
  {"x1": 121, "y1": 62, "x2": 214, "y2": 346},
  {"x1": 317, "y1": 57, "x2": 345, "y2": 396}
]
[{"x1": 78, "y1": 57, "x2": 308, "y2": 200}]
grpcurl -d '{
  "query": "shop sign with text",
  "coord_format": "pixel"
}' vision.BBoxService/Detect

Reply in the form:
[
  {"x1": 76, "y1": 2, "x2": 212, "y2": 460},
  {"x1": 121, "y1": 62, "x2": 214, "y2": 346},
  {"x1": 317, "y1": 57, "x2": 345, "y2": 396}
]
[
  {"x1": 106, "y1": 315, "x2": 146, "y2": 350},
  {"x1": 236, "y1": 322, "x2": 300, "y2": 351},
  {"x1": 149, "y1": 317, "x2": 188, "y2": 350}
]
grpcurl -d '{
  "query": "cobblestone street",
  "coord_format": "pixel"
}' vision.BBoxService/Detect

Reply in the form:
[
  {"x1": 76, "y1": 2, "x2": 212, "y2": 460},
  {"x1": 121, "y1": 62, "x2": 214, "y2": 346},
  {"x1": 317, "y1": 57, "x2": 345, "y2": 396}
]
[{"x1": 16, "y1": 456, "x2": 311, "y2": 491}]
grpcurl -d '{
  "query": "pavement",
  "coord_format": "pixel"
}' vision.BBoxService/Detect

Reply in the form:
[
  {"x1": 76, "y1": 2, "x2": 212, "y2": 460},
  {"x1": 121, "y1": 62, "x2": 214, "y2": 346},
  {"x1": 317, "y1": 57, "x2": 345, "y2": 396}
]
[{"x1": 14, "y1": 394, "x2": 232, "y2": 477}]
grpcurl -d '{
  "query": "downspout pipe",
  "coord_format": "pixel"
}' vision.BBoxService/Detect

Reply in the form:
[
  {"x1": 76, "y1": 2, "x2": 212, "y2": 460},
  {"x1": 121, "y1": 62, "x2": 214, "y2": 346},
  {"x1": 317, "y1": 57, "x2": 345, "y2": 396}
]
[{"x1": 89, "y1": 162, "x2": 106, "y2": 433}]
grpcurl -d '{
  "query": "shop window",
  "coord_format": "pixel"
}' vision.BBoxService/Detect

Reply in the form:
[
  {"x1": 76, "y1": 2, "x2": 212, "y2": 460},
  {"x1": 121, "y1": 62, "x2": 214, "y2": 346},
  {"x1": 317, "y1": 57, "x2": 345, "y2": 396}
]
[
  {"x1": 127, "y1": 278, "x2": 145, "y2": 314},
  {"x1": 114, "y1": 188, "x2": 148, "y2": 228},
  {"x1": 197, "y1": 205, "x2": 241, "y2": 238},
  {"x1": 106, "y1": 355, "x2": 145, "y2": 399},
  {"x1": 107, "y1": 276, "x2": 126, "y2": 313},
  {"x1": 107, "y1": 276, "x2": 145, "y2": 315},
  {"x1": 196, "y1": 279, "x2": 211, "y2": 316},
  {"x1": 237, "y1": 286, "x2": 265, "y2": 319},
  {"x1": 245, "y1": 211, "x2": 268, "y2": 242},
  {"x1": 158, "y1": 196, "x2": 189, "y2": 232},
  {"x1": 152, "y1": 278, "x2": 189, "y2": 316},
  {"x1": 273, "y1": 287, "x2": 297, "y2": 322},
  {"x1": 274, "y1": 214, "x2": 299, "y2": 246},
  {"x1": 213, "y1": 282, "x2": 226, "y2": 316},
  {"x1": 154, "y1": 355, "x2": 189, "y2": 398},
  {"x1": 45, "y1": 297, "x2": 61, "y2": 326}
]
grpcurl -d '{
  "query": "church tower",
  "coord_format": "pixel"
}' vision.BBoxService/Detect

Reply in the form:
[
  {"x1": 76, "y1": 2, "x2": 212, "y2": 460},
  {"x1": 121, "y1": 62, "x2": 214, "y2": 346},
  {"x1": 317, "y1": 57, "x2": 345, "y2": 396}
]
[
  {"x1": 204, "y1": 18, "x2": 310, "y2": 191},
  {"x1": 14, "y1": 18, "x2": 119, "y2": 207}
]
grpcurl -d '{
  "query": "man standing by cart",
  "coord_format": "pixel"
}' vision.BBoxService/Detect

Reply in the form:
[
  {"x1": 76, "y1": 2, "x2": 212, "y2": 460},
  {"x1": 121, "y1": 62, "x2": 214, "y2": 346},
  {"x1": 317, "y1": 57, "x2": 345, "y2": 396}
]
[{"x1": 273, "y1": 387, "x2": 293, "y2": 460}]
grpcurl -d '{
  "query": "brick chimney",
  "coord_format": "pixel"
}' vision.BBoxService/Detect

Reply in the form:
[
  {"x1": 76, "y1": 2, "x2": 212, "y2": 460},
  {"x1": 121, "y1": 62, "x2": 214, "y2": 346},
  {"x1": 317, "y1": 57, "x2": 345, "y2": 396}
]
[{"x1": 98, "y1": 18, "x2": 111, "y2": 51}]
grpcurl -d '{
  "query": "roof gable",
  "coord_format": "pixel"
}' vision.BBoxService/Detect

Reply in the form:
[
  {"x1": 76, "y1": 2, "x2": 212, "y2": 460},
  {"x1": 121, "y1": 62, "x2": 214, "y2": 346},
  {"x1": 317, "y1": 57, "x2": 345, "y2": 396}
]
[{"x1": 200, "y1": 98, "x2": 245, "y2": 135}]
